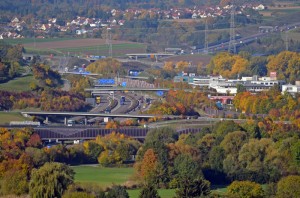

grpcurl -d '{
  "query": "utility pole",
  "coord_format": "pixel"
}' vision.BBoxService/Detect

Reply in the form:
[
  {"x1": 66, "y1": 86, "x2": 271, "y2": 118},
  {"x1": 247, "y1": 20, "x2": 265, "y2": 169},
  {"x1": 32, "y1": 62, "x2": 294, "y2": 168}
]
[
  {"x1": 108, "y1": 29, "x2": 112, "y2": 58},
  {"x1": 228, "y1": 4, "x2": 236, "y2": 54},
  {"x1": 285, "y1": 30, "x2": 289, "y2": 51},
  {"x1": 204, "y1": 18, "x2": 209, "y2": 54},
  {"x1": 105, "y1": 28, "x2": 109, "y2": 45}
]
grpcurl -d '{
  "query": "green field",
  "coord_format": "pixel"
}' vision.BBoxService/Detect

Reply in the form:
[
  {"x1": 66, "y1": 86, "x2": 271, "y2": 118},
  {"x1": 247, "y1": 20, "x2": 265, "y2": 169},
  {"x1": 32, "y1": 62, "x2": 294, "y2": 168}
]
[
  {"x1": 24, "y1": 43, "x2": 146, "y2": 57},
  {"x1": 0, "y1": 75, "x2": 37, "y2": 92},
  {"x1": 0, "y1": 112, "x2": 31, "y2": 125},
  {"x1": 3, "y1": 37, "x2": 78, "y2": 45},
  {"x1": 285, "y1": 29, "x2": 300, "y2": 41},
  {"x1": 72, "y1": 166, "x2": 229, "y2": 198},
  {"x1": 72, "y1": 166, "x2": 135, "y2": 188},
  {"x1": 128, "y1": 189, "x2": 176, "y2": 198}
]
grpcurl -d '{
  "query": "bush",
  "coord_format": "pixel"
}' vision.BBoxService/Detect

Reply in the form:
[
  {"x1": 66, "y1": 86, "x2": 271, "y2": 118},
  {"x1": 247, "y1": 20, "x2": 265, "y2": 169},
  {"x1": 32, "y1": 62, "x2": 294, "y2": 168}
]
[
  {"x1": 175, "y1": 177, "x2": 210, "y2": 198},
  {"x1": 62, "y1": 192, "x2": 96, "y2": 198},
  {"x1": 138, "y1": 184, "x2": 160, "y2": 198},
  {"x1": 227, "y1": 180, "x2": 264, "y2": 198},
  {"x1": 64, "y1": 183, "x2": 105, "y2": 198},
  {"x1": 106, "y1": 185, "x2": 129, "y2": 198}
]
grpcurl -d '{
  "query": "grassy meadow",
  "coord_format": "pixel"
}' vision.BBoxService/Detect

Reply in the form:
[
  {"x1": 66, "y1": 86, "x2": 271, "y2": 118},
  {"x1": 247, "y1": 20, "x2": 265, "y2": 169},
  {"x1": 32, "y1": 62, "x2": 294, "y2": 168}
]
[
  {"x1": 0, "y1": 75, "x2": 36, "y2": 92},
  {"x1": 72, "y1": 165, "x2": 228, "y2": 198},
  {"x1": 24, "y1": 43, "x2": 146, "y2": 57},
  {"x1": 3, "y1": 37, "x2": 78, "y2": 45},
  {"x1": 72, "y1": 166, "x2": 135, "y2": 188},
  {"x1": 127, "y1": 189, "x2": 176, "y2": 198},
  {"x1": 0, "y1": 112, "x2": 31, "y2": 125}
]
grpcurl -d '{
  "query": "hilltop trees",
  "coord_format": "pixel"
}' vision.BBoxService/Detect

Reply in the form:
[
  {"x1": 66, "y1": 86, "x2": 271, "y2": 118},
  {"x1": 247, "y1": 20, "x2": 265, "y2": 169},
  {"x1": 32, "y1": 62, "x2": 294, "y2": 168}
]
[
  {"x1": 32, "y1": 63, "x2": 63, "y2": 89},
  {"x1": 86, "y1": 58, "x2": 123, "y2": 76},
  {"x1": 207, "y1": 52, "x2": 250, "y2": 78}
]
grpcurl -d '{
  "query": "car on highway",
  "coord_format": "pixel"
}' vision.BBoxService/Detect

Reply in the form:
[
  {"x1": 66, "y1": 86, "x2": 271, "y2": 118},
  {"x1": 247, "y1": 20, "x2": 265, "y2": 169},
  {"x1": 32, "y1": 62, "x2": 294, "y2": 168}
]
[{"x1": 105, "y1": 107, "x2": 111, "y2": 114}]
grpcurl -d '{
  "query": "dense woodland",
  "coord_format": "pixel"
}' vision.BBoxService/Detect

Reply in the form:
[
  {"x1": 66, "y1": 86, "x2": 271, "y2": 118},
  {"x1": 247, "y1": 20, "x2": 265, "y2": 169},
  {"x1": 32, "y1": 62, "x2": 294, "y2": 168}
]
[
  {"x1": 0, "y1": 119, "x2": 299, "y2": 197},
  {"x1": 1, "y1": 1, "x2": 300, "y2": 194}
]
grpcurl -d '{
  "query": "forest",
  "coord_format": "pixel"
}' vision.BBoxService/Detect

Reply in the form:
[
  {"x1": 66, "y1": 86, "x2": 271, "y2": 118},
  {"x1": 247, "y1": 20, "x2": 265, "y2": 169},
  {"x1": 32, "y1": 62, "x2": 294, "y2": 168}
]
[{"x1": 0, "y1": 118, "x2": 299, "y2": 197}]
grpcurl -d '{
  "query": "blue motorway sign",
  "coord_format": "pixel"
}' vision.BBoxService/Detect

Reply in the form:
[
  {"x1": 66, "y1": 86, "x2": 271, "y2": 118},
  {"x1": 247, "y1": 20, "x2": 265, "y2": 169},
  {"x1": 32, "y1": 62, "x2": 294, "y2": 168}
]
[{"x1": 98, "y1": 79, "x2": 115, "y2": 85}]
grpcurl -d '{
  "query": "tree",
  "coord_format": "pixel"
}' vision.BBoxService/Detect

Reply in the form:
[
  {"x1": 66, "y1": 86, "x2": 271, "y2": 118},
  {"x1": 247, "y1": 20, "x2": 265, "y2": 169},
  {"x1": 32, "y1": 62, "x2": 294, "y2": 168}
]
[
  {"x1": 174, "y1": 154, "x2": 202, "y2": 182},
  {"x1": 213, "y1": 120, "x2": 243, "y2": 143},
  {"x1": 227, "y1": 180, "x2": 264, "y2": 198},
  {"x1": 237, "y1": 84, "x2": 246, "y2": 93},
  {"x1": 25, "y1": 147, "x2": 48, "y2": 167},
  {"x1": 83, "y1": 141, "x2": 103, "y2": 163},
  {"x1": 139, "y1": 149, "x2": 158, "y2": 181},
  {"x1": 276, "y1": 175, "x2": 300, "y2": 198},
  {"x1": 209, "y1": 146, "x2": 225, "y2": 172},
  {"x1": 106, "y1": 185, "x2": 129, "y2": 198},
  {"x1": 291, "y1": 141, "x2": 300, "y2": 166},
  {"x1": 266, "y1": 51, "x2": 300, "y2": 83},
  {"x1": 29, "y1": 162, "x2": 74, "y2": 198},
  {"x1": 138, "y1": 184, "x2": 160, "y2": 198},
  {"x1": 175, "y1": 177, "x2": 211, "y2": 198},
  {"x1": 1, "y1": 169, "x2": 28, "y2": 196}
]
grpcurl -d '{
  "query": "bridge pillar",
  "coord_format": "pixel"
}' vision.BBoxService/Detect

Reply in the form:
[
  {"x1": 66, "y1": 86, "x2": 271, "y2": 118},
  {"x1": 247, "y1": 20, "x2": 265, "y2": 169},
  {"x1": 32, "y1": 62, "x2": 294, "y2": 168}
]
[
  {"x1": 45, "y1": 116, "x2": 48, "y2": 124},
  {"x1": 85, "y1": 117, "x2": 87, "y2": 125},
  {"x1": 64, "y1": 117, "x2": 67, "y2": 125}
]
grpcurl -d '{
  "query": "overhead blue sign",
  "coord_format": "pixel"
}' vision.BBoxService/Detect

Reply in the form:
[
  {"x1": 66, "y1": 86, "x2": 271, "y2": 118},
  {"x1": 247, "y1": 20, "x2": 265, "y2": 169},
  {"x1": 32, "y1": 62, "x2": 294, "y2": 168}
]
[
  {"x1": 98, "y1": 79, "x2": 115, "y2": 85},
  {"x1": 156, "y1": 91, "x2": 164, "y2": 96},
  {"x1": 121, "y1": 82, "x2": 127, "y2": 87}
]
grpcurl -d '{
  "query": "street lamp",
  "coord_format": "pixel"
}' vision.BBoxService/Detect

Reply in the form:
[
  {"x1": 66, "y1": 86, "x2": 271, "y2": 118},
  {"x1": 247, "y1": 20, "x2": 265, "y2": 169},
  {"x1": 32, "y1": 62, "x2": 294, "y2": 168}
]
[{"x1": 208, "y1": 94, "x2": 213, "y2": 130}]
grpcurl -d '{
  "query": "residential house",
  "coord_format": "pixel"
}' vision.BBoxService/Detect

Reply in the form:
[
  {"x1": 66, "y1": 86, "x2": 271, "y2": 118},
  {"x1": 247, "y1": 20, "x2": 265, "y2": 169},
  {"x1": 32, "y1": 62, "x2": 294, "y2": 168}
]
[{"x1": 253, "y1": 4, "x2": 265, "y2": 11}]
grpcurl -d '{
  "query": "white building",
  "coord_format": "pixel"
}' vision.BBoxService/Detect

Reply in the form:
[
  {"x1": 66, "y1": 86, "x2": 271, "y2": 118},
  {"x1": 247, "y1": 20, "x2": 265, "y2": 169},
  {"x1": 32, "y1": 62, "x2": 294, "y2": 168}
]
[
  {"x1": 184, "y1": 75, "x2": 286, "y2": 94},
  {"x1": 282, "y1": 81, "x2": 300, "y2": 95}
]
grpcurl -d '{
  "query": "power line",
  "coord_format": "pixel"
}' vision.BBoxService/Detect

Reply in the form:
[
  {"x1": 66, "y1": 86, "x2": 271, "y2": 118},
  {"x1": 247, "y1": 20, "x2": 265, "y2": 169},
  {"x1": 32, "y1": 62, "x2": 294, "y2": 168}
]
[
  {"x1": 228, "y1": 4, "x2": 236, "y2": 54},
  {"x1": 204, "y1": 18, "x2": 209, "y2": 54},
  {"x1": 108, "y1": 30, "x2": 112, "y2": 58}
]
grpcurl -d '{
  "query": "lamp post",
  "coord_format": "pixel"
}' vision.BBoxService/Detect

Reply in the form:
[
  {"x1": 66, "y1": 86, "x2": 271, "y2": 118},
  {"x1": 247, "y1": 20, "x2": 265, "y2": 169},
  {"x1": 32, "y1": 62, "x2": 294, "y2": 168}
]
[{"x1": 208, "y1": 94, "x2": 212, "y2": 130}]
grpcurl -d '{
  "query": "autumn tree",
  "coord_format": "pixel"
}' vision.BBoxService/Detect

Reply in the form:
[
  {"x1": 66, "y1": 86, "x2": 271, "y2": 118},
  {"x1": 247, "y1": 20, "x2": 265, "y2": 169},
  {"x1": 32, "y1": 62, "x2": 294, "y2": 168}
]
[
  {"x1": 207, "y1": 52, "x2": 250, "y2": 78},
  {"x1": 1, "y1": 169, "x2": 29, "y2": 196},
  {"x1": 267, "y1": 51, "x2": 300, "y2": 83},
  {"x1": 83, "y1": 141, "x2": 103, "y2": 163},
  {"x1": 137, "y1": 148, "x2": 158, "y2": 183},
  {"x1": 86, "y1": 58, "x2": 122, "y2": 76},
  {"x1": 227, "y1": 180, "x2": 264, "y2": 198},
  {"x1": 32, "y1": 63, "x2": 63, "y2": 88},
  {"x1": 276, "y1": 175, "x2": 300, "y2": 198}
]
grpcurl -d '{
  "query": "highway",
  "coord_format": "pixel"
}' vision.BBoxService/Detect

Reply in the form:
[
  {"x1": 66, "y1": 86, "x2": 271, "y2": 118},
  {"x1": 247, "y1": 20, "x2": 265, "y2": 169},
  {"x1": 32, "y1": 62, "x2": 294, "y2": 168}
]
[
  {"x1": 195, "y1": 22, "x2": 300, "y2": 53},
  {"x1": 21, "y1": 111, "x2": 180, "y2": 119}
]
